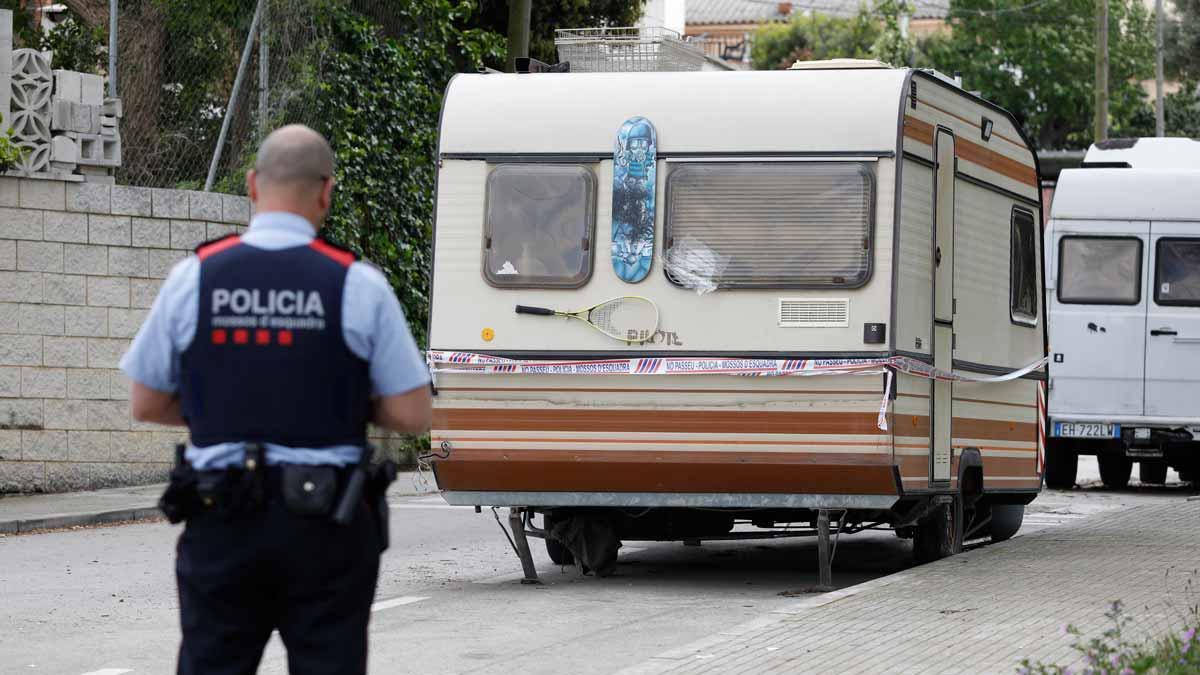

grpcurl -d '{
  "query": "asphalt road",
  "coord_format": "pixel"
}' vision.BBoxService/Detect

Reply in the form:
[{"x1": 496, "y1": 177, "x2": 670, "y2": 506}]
[{"x1": 0, "y1": 459, "x2": 1192, "y2": 675}]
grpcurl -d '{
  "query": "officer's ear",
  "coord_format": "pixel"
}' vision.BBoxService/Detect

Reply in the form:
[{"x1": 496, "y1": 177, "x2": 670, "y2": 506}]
[
  {"x1": 246, "y1": 170, "x2": 260, "y2": 203},
  {"x1": 319, "y1": 176, "x2": 336, "y2": 210}
]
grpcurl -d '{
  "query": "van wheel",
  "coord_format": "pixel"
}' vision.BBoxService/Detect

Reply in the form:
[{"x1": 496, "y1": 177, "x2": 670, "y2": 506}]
[
  {"x1": 913, "y1": 497, "x2": 962, "y2": 564},
  {"x1": 1098, "y1": 454, "x2": 1132, "y2": 489},
  {"x1": 1139, "y1": 460, "x2": 1168, "y2": 485},
  {"x1": 1044, "y1": 448, "x2": 1078, "y2": 489},
  {"x1": 989, "y1": 504, "x2": 1024, "y2": 542}
]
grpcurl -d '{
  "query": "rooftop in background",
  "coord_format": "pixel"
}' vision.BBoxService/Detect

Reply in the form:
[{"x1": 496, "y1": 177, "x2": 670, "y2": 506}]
[
  {"x1": 686, "y1": 0, "x2": 950, "y2": 24},
  {"x1": 1084, "y1": 137, "x2": 1200, "y2": 169}
]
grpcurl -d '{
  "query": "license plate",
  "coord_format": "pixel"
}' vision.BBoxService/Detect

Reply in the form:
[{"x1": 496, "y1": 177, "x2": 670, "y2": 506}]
[{"x1": 1053, "y1": 422, "x2": 1120, "y2": 438}]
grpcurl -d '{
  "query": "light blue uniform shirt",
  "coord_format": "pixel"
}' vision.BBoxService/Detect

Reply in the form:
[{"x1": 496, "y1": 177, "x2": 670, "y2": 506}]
[{"x1": 119, "y1": 212, "x2": 430, "y2": 469}]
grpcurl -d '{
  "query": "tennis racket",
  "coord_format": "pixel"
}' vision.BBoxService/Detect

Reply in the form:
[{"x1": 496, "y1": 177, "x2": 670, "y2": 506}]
[{"x1": 515, "y1": 296, "x2": 660, "y2": 343}]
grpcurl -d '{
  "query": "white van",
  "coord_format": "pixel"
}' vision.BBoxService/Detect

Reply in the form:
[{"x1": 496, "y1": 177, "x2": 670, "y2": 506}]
[{"x1": 1044, "y1": 163, "x2": 1200, "y2": 488}]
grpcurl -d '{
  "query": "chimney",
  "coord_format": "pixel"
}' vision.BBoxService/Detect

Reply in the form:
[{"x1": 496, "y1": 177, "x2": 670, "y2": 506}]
[{"x1": 778, "y1": 2, "x2": 794, "y2": 15}]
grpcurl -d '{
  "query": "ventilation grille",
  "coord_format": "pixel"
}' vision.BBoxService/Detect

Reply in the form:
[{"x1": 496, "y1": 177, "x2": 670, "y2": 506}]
[{"x1": 778, "y1": 298, "x2": 850, "y2": 328}]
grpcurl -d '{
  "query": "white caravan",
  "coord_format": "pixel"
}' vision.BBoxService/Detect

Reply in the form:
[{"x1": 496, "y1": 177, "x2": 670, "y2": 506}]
[{"x1": 1044, "y1": 165, "x2": 1200, "y2": 488}]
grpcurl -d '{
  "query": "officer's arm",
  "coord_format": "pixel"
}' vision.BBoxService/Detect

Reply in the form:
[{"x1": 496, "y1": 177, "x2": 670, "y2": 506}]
[
  {"x1": 130, "y1": 382, "x2": 186, "y2": 426},
  {"x1": 372, "y1": 385, "x2": 433, "y2": 434}
]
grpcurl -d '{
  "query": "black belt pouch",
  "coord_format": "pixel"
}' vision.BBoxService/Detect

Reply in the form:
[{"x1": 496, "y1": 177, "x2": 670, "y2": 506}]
[{"x1": 281, "y1": 465, "x2": 338, "y2": 517}]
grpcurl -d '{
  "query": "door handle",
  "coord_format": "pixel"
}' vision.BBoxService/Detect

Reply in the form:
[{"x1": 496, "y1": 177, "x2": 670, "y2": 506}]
[
  {"x1": 1150, "y1": 328, "x2": 1178, "y2": 336},
  {"x1": 935, "y1": 246, "x2": 942, "y2": 267}
]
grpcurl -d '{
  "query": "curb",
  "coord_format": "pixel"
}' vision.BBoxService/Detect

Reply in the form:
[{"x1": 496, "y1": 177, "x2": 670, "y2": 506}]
[{"x1": 0, "y1": 506, "x2": 164, "y2": 535}]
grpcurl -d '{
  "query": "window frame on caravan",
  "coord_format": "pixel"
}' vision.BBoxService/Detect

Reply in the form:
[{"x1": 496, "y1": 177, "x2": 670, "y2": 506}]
[
  {"x1": 1009, "y1": 205, "x2": 1039, "y2": 326},
  {"x1": 662, "y1": 160, "x2": 876, "y2": 290},
  {"x1": 480, "y1": 162, "x2": 598, "y2": 290},
  {"x1": 1055, "y1": 235, "x2": 1144, "y2": 306},
  {"x1": 1153, "y1": 237, "x2": 1200, "y2": 307}
]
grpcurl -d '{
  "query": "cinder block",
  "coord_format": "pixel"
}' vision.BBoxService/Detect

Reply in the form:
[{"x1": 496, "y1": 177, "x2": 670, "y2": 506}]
[
  {"x1": 107, "y1": 368, "x2": 130, "y2": 400},
  {"x1": 148, "y1": 248, "x2": 185, "y2": 278},
  {"x1": 102, "y1": 97, "x2": 122, "y2": 118},
  {"x1": 0, "y1": 270, "x2": 42, "y2": 302},
  {"x1": 53, "y1": 70, "x2": 81, "y2": 103},
  {"x1": 86, "y1": 337, "x2": 128, "y2": 368},
  {"x1": 0, "y1": 397, "x2": 43, "y2": 427},
  {"x1": 67, "y1": 367, "x2": 109, "y2": 399},
  {"x1": 51, "y1": 134, "x2": 77, "y2": 164},
  {"x1": 21, "y1": 430, "x2": 68, "y2": 460},
  {"x1": 88, "y1": 214, "x2": 131, "y2": 245},
  {"x1": 0, "y1": 207, "x2": 44, "y2": 239},
  {"x1": 80, "y1": 74, "x2": 103, "y2": 106},
  {"x1": 43, "y1": 335, "x2": 86, "y2": 367},
  {"x1": 151, "y1": 189, "x2": 189, "y2": 218},
  {"x1": 18, "y1": 302, "x2": 63, "y2": 334},
  {"x1": 86, "y1": 276, "x2": 129, "y2": 308},
  {"x1": 131, "y1": 218, "x2": 168, "y2": 248},
  {"x1": 43, "y1": 273, "x2": 86, "y2": 305},
  {"x1": 169, "y1": 220, "x2": 206, "y2": 250},
  {"x1": 0, "y1": 334, "x2": 41, "y2": 366},
  {"x1": 0, "y1": 301, "x2": 16, "y2": 331},
  {"x1": 86, "y1": 400, "x2": 130, "y2": 431},
  {"x1": 68, "y1": 430, "x2": 112, "y2": 460},
  {"x1": 0, "y1": 179, "x2": 20, "y2": 207},
  {"x1": 207, "y1": 222, "x2": 238, "y2": 240},
  {"x1": 50, "y1": 97, "x2": 72, "y2": 131},
  {"x1": 18, "y1": 179, "x2": 64, "y2": 210},
  {"x1": 0, "y1": 365, "x2": 18, "y2": 396},
  {"x1": 63, "y1": 305, "x2": 106, "y2": 336},
  {"x1": 43, "y1": 399, "x2": 88, "y2": 431},
  {"x1": 111, "y1": 187, "x2": 151, "y2": 217},
  {"x1": 74, "y1": 132, "x2": 119, "y2": 167},
  {"x1": 66, "y1": 182, "x2": 111, "y2": 214},
  {"x1": 111, "y1": 431, "x2": 167, "y2": 462},
  {"x1": 189, "y1": 191, "x2": 222, "y2": 221},
  {"x1": 20, "y1": 366, "x2": 65, "y2": 398},
  {"x1": 130, "y1": 279, "x2": 161, "y2": 308},
  {"x1": 108, "y1": 247, "x2": 148, "y2": 278},
  {"x1": 221, "y1": 194, "x2": 251, "y2": 224},
  {"x1": 43, "y1": 211, "x2": 88, "y2": 242},
  {"x1": 71, "y1": 102, "x2": 97, "y2": 134},
  {"x1": 0, "y1": 460, "x2": 45, "y2": 493},
  {"x1": 16, "y1": 240, "x2": 61, "y2": 272},
  {"x1": 108, "y1": 308, "x2": 148, "y2": 338},
  {"x1": 63, "y1": 244, "x2": 107, "y2": 275},
  {"x1": 0, "y1": 239, "x2": 13, "y2": 270}
]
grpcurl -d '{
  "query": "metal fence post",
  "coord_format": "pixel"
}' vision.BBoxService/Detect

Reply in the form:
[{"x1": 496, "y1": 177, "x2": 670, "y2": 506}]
[
  {"x1": 258, "y1": 0, "x2": 269, "y2": 141},
  {"x1": 108, "y1": 0, "x2": 117, "y2": 97},
  {"x1": 204, "y1": 0, "x2": 264, "y2": 192}
]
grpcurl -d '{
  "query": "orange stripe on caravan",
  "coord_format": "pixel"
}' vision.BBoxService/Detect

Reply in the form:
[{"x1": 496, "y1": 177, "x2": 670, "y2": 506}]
[
  {"x1": 433, "y1": 436, "x2": 888, "y2": 448},
  {"x1": 444, "y1": 448, "x2": 892, "y2": 465},
  {"x1": 436, "y1": 387, "x2": 881, "y2": 396},
  {"x1": 902, "y1": 116, "x2": 1037, "y2": 188},
  {"x1": 434, "y1": 408, "x2": 887, "y2": 436}
]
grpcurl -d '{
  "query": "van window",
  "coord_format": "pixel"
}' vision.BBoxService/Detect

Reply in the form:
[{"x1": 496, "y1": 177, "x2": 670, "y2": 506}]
[
  {"x1": 664, "y1": 162, "x2": 873, "y2": 289},
  {"x1": 1010, "y1": 207, "x2": 1038, "y2": 325},
  {"x1": 483, "y1": 164, "x2": 596, "y2": 288},
  {"x1": 1155, "y1": 238, "x2": 1200, "y2": 306},
  {"x1": 1058, "y1": 237, "x2": 1143, "y2": 305}
]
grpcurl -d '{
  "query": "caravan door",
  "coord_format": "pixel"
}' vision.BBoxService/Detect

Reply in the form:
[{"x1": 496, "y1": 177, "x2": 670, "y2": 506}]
[
  {"x1": 931, "y1": 128, "x2": 954, "y2": 485},
  {"x1": 1144, "y1": 224, "x2": 1200, "y2": 418},
  {"x1": 1049, "y1": 221, "x2": 1148, "y2": 419}
]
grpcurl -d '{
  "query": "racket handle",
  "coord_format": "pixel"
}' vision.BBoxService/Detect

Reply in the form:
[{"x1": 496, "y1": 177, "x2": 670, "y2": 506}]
[{"x1": 515, "y1": 305, "x2": 554, "y2": 315}]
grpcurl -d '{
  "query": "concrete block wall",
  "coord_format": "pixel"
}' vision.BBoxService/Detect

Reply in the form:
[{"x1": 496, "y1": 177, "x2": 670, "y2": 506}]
[{"x1": 0, "y1": 177, "x2": 250, "y2": 493}]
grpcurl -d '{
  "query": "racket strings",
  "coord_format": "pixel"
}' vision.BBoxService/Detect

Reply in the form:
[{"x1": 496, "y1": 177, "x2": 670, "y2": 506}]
[{"x1": 589, "y1": 297, "x2": 659, "y2": 341}]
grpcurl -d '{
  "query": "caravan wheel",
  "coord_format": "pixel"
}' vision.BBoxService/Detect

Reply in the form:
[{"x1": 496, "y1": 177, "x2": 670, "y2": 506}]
[
  {"x1": 1098, "y1": 454, "x2": 1132, "y2": 489},
  {"x1": 989, "y1": 504, "x2": 1024, "y2": 542},
  {"x1": 1043, "y1": 447, "x2": 1078, "y2": 489},
  {"x1": 913, "y1": 497, "x2": 963, "y2": 564}
]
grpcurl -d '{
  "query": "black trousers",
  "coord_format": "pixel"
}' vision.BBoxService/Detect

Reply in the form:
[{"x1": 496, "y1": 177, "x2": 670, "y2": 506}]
[{"x1": 175, "y1": 492, "x2": 380, "y2": 675}]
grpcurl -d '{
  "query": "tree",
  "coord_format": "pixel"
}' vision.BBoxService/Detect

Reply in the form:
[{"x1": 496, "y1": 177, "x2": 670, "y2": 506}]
[
  {"x1": 472, "y1": 0, "x2": 642, "y2": 67},
  {"x1": 751, "y1": 10, "x2": 882, "y2": 70},
  {"x1": 1165, "y1": 0, "x2": 1200, "y2": 80},
  {"x1": 923, "y1": 0, "x2": 1156, "y2": 149}
]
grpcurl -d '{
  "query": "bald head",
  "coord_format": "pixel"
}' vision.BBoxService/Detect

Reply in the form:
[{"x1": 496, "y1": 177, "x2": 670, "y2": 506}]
[{"x1": 247, "y1": 125, "x2": 336, "y2": 227}]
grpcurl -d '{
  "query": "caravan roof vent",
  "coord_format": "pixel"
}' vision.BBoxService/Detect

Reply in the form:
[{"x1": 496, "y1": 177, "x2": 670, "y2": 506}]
[
  {"x1": 778, "y1": 298, "x2": 850, "y2": 328},
  {"x1": 554, "y1": 27, "x2": 705, "y2": 72},
  {"x1": 789, "y1": 59, "x2": 889, "y2": 70}
]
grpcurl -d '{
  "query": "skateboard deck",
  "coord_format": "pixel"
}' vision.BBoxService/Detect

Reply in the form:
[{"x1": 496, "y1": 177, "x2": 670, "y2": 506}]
[{"x1": 611, "y1": 116, "x2": 657, "y2": 283}]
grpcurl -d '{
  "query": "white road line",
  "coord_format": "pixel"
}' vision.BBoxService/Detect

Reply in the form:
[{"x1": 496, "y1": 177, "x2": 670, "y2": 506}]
[
  {"x1": 370, "y1": 596, "x2": 429, "y2": 612},
  {"x1": 80, "y1": 669, "x2": 133, "y2": 675}
]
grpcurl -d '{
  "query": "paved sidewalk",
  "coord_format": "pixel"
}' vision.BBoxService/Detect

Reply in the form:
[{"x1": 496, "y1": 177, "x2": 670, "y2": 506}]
[
  {"x1": 620, "y1": 499, "x2": 1200, "y2": 675},
  {"x1": 0, "y1": 468, "x2": 438, "y2": 535}
]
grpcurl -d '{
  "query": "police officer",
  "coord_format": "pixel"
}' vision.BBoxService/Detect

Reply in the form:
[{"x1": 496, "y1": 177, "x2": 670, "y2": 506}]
[{"x1": 119, "y1": 124, "x2": 432, "y2": 675}]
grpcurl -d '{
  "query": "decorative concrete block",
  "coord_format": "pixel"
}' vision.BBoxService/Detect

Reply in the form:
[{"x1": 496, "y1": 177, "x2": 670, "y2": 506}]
[
  {"x1": 43, "y1": 211, "x2": 88, "y2": 242},
  {"x1": 169, "y1": 220, "x2": 206, "y2": 250},
  {"x1": 66, "y1": 182, "x2": 110, "y2": 214},
  {"x1": 0, "y1": 301, "x2": 16, "y2": 331},
  {"x1": 0, "y1": 334, "x2": 42, "y2": 366},
  {"x1": 107, "y1": 369, "x2": 130, "y2": 400},
  {"x1": 18, "y1": 179, "x2": 64, "y2": 210},
  {"x1": 131, "y1": 218, "x2": 168, "y2": 248},
  {"x1": 51, "y1": 134, "x2": 77, "y2": 164},
  {"x1": 108, "y1": 247, "x2": 148, "y2": 278},
  {"x1": 20, "y1": 367, "x2": 65, "y2": 398},
  {"x1": 54, "y1": 70, "x2": 81, "y2": 103},
  {"x1": 0, "y1": 366, "x2": 18, "y2": 396},
  {"x1": 86, "y1": 277, "x2": 129, "y2": 308},
  {"x1": 43, "y1": 399, "x2": 88, "y2": 431},
  {"x1": 0, "y1": 270, "x2": 42, "y2": 302},
  {"x1": 130, "y1": 279, "x2": 161, "y2": 308},
  {"x1": 0, "y1": 179, "x2": 20, "y2": 207},
  {"x1": 86, "y1": 400, "x2": 130, "y2": 431},
  {"x1": 21, "y1": 429, "x2": 68, "y2": 460},
  {"x1": 14, "y1": 140, "x2": 50, "y2": 174},
  {"x1": 43, "y1": 273, "x2": 86, "y2": 305},
  {"x1": 111, "y1": 431, "x2": 166, "y2": 462},
  {"x1": 148, "y1": 248, "x2": 185, "y2": 278},
  {"x1": 86, "y1": 338, "x2": 129, "y2": 369},
  {"x1": 68, "y1": 430, "x2": 112, "y2": 460},
  {"x1": 0, "y1": 396, "x2": 43, "y2": 427},
  {"x1": 207, "y1": 222, "x2": 238, "y2": 240},
  {"x1": 18, "y1": 302, "x2": 63, "y2": 334},
  {"x1": 0, "y1": 207, "x2": 43, "y2": 239},
  {"x1": 189, "y1": 191, "x2": 222, "y2": 221},
  {"x1": 80, "y1": 74, "x2": 103, "y2": 106},
  {"x1": 107, "y1": 308, "x2": 147, "y2": 338},
  {"x1": 67, "y1": 367, "x2": 109, "y2": 399},
  {"x1": 16, "y1": 240, "x2": 62, "y2": 272},
  {"x1": 111, "y1": 187, "x2": 151, "y2": 217},
  {"x1": 221, "y1": 194, "x2": 251, "y2": 224},
  {"x1": 63, "y1": 244, "x2": 107, "y2": 275},
  {"x1": 0, "y1": 239, "x2": 12, "y2": 270},
  {"x1": 43, "y1": 335, "x2": 86, "y2": 367},
  {"x1": 64, "y1": 306, "x2": 106, "y2": 337},
  {"x1": 151, "y1": 189, "x2": 189, "y2": 218},
  {"x1": 88, "y1": 214, "x2": 130, "y2": 245}
]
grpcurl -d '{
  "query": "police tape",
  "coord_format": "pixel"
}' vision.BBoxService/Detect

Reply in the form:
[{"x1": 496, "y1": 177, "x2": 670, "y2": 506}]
[{"x1": 425, "y1": 351, "x2": 1050, "y2": 431}]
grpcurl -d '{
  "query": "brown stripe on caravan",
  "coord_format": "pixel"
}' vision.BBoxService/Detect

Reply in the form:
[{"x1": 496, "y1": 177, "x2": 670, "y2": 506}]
[
  {"x1": 445, "y1": 448, "x2": 892, "y2": 465},
  {"x1": 434, "y1": 436, "x2": 888, "y2": 449},
  {"x1": 902, "y1": 116, "x2": 936, "y2": 146},
  {"x1": 953, "y1": 417, "x2": 1037, "y2": 442},
  {"x1": 916, "y1": 99, "x2": 1026, "y2": 149},
  {"x1": 902, "y1": 115, "x2": 1037, "y2": 188},
  {"x1": 436, "y1": 387, "x2": 882, "y2": 396},
  {"x1": 432, "y1": 450, "x2": 901, "y2": 495},
  {"x1": 434, "y1": 408, "x2": 887, "y2": 436}
]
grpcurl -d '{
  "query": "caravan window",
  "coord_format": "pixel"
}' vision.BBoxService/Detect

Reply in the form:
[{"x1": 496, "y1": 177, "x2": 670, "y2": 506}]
[
  {"x1": 482, "y1": 164, "x2": 597, "y2": 288},
  {"x1": 1058, "y1": 237, "x2": 1143, "y2": 305},
  {"x1": 1155, "y1": 239, "x2": 1200, "y2": 306},
  {"x1": 663, "y1": 162, "x2": 873, "y2": 289},
  {"x1": 1010, "y1": 207, "x2": 1039, "y2": 325}
]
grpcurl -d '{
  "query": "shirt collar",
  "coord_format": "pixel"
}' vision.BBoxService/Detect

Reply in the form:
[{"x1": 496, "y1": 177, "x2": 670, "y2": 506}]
[{"x1": 248, "y1": 211, "x2": 317, "y2": 238}]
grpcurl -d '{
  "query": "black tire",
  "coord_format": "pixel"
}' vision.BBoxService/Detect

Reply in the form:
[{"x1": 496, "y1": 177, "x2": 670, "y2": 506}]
[
  {"x1": 913, "y1": 497, "x2": 962, "y2": 564},
  {"x1": 1180, "y1": 469, "x2": 1194, "y2": 484},
  {"x1": 989, "y1": 504, "x2": 1024, "y2": 542},
  {"x1": 545, "y1": 537, "x2": 575, "y2": 566},
  {"x1": 1044, "y1": 448, "x2": 1078, "y2": 489},
  {"x1": 1139, "y1": 460, "x2": 1168, "y2": 485},
  {"x1": 1098, "y1": 453, "x2": 1132, "y2": 489}
]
